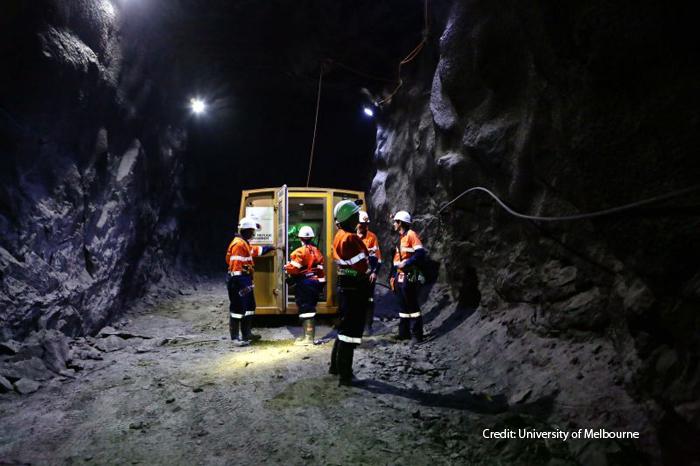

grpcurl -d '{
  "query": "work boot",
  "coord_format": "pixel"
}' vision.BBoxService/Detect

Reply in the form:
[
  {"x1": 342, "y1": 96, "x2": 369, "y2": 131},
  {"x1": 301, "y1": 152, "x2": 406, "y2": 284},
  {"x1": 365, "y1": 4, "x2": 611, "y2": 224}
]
[
  {"x1": 294, "y1": 318, "x2": 315, "y2": 346},
  {"x1": 337, "y1": 342, "x2": 365, "y2": 387},
  {"x1": 229, "y1": 318, "x2": 250, "y2": 347},
  {"x1": 328, "y1": 339, "x2": 339, "y2": 375},
  {"x1": 229, "y1": 316, "x2": 238, "y2": 341},
  {"x1": 241, "y1": 316, "x2": 261, "y2": 341},
  {"x1": 364, "y1": 307, "x2": 374, "y2": 336}
]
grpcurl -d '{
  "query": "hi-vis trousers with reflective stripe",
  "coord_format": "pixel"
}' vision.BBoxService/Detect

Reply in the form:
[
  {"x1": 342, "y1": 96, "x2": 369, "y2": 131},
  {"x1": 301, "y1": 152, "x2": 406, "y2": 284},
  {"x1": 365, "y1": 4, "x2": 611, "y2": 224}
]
[
  {"x1": 295, "y1": 278, "x2": 324, "y2": 320},
  {"x1": 396, "y1": 278, "x2": 423, "y2": 339},
  {"x1": 336, "y1": 276, "x2": 369, "y2": 345},
  {"x1": 227, "y1": 274, "x2": 256, "y2": 320}
]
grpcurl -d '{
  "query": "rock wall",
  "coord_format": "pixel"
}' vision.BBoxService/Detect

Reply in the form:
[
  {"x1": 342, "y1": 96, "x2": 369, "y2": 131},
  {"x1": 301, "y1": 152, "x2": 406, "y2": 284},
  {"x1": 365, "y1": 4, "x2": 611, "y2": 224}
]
[
  {"x1": 369, "y1": 1, "x2": 700, "y2": 463},
  {"x1": 0, "y1": 1, "x2": 186, "y2": 340}
]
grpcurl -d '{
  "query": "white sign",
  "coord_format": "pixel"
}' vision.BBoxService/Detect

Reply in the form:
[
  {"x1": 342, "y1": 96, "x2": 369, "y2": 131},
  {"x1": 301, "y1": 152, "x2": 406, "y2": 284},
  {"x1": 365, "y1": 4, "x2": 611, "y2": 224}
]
[{"x1": 246, "y1": 206, "x2": 274, "y2": 244}]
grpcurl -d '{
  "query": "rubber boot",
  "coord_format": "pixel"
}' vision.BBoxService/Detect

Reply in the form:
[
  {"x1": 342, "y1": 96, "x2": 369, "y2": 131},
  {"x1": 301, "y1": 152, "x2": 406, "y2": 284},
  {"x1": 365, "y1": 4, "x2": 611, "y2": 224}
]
[
  {"x1": 364, "y1": 300, "x2": 374, "y2": 336},
  {"x1": 328, "y1": 339, "x2": 339, "y2": 375},
  {"x1": 241, "y1": 316, "x2": 261, "y2": 341},
  {"x1": 395, "y1": 318, "x2": 411, "y2": 341},
  {"x1": 229, "y1": 318, "x2": 249, "y2": 347},
  {"x1": 338, "y1": 342, "x2": 364, "y2": 386},
  {"x1": 294, "y1": 318, "x2": 315, "y2": 346}
]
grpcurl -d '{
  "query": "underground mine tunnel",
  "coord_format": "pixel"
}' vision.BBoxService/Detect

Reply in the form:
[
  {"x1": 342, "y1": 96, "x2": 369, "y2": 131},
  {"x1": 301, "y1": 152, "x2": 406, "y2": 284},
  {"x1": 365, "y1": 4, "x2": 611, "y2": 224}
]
[{"x1": 1, "y1": 0, "x2": 699, "y2": 464}]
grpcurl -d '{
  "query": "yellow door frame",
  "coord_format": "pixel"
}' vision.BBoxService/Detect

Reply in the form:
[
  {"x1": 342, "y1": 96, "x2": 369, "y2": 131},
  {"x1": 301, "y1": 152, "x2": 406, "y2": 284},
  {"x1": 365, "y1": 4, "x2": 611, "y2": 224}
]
[{"x1": 238, "y1": 186, "x2": 365, "y2": 315}]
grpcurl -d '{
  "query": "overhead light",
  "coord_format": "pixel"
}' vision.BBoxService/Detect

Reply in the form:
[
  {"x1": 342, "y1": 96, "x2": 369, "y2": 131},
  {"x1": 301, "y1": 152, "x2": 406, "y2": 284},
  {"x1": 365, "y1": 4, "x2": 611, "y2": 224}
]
[
  {"x1": 363, "y1": 107, "x2": 374, "y2": 117},
  {"x1": 190, "y1": 98, "x2": 206, "y2": 115}
]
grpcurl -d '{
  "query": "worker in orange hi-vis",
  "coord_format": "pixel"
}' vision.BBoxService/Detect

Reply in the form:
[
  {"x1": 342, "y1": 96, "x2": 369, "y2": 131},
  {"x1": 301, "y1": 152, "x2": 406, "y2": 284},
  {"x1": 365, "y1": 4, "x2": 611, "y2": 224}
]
[
  {"x1": 284, "y1": 226, "x2": 325, "y2": 346},
  {"x1": 225, "y1": 217, "x2": 276, "y2": 346},
  {"x1": 330, "y1": 199, "x2": 370, "y2": 386},
  {"x1": 356, "y1": 210, "x2": 382, "y2": 335},
  {"x1": 390, "y1": 210, "x2": 427, "y2": 344}
]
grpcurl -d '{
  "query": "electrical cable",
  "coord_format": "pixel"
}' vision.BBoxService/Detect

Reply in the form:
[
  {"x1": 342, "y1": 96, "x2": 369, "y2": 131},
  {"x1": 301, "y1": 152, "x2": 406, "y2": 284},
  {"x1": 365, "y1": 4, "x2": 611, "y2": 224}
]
[
  {"x1": 437, "y1": 185, "x2": 700, "y2": 221},
  {"x1": 375, "y1": 0, "x2": 430, "y2": 105},
  {"x1": 306, "y1": 63, "x2": 324, "y2": 187}
]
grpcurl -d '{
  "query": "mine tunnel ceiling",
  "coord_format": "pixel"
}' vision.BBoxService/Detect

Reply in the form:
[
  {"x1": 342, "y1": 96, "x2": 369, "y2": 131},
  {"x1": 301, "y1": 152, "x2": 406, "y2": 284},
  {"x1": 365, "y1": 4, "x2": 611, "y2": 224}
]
[{"x1": 169, "y1": 0, "x2": 428, "y2": 269}]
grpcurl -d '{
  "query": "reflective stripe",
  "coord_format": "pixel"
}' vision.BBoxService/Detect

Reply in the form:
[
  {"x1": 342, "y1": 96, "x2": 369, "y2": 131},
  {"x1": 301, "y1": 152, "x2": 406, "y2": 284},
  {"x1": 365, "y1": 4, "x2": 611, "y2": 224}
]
[
  {"x1": 230, "y1": 313, "x2": 243, "y2": 319},
  {"x1": 413, "y1": 245, "x2": 423, "y2": 250},
  {"x1": 393, "y1": 262, "x2": 402, "y2": 266},
  {"x1": 290, "y1": 261, "x2": 303, "y2": 268},
  {"x1": 317, "y1": 265, "x2": 323, "y2": 269},
  {"x1": 338, "y1": 334, "x2": 362, "y2": 344},
  {"x1": 231, "y1": 255, "x2": 253, "y2": 262},
  {"x1": 368, "y1": 246, "x2": 378, "y2": 252},
  {"x1": 377, "y1": 259, "x2": 382, "y2": 263},
  {"x1": 318, "y1": 278, "x2": 326, "y2": 283},
  {"x1": 245, "y1": 311, "x2": 255, "y2": 316},
  {"x1": 399, "y1": 312, "x2": 421, "y2": 318},
  {"x1": 229, "y1": 271, "x2": 243, "y2": 276},
  {"x1": 299, "y1": 312, "x2": 316, "y2": 319},
  {"x1": 401, "y1": 247, "x2": 415, "y2": 253},
  {"x1": 335, "y1": 252, "x2": 367, "y2": 265},
  {"x1": 255, "y1": 246, "x2": 263, "y2": 255}
]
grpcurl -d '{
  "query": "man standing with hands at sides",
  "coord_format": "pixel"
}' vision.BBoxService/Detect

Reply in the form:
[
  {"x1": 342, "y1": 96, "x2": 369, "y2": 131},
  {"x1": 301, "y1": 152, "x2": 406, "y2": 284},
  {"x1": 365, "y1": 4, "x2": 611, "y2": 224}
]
[
  {"x1": 356, "y1": 211, "x2": 382, "y2": 335},
  {"x1": 284, "y1": 226, "x2": 325, "y2": 346},
  {"x1": 390, "y1": 211, "x2": 426, "y2": 344},
  {"x1": 225, "y1": 217, "x2": 276, "y2": 346},
  {"x1": 330, "y1": 199, "x2": 370, "y2": 386}
]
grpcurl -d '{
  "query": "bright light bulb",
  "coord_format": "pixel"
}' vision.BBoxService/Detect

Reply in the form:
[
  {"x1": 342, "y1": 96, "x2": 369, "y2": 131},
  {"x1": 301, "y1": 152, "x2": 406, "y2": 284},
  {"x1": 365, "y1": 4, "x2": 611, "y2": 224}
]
[
  {"x1": 363, "y1": 107, "x2": 374, "y2": 117},
  {"x1": 190, "y1": 98, "x2": 206, "y2": 115}
]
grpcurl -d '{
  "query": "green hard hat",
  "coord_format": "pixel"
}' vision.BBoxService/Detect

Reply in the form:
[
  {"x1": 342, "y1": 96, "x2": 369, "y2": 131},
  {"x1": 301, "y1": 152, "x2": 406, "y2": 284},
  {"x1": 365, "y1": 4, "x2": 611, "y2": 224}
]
[{"x1": 334, "y1": 199, "x2": 362, "y2": 223}]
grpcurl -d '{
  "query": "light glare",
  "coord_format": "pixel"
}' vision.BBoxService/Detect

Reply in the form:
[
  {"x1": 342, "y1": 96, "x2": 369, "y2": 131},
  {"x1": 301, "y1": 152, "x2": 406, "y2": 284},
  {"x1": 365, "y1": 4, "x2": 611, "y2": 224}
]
[
  {"x1": 190, "y1": 98, "x2": 206, "y2": 115},
  {"x1": 363, "y1": 107, "x2": 374, "y2": 117}
]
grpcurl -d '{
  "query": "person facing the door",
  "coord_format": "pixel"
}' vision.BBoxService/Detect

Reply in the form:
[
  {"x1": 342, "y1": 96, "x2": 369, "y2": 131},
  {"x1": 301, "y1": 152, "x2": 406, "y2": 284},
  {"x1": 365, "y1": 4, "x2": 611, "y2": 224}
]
[
  {"x1": 225, "y1": 217, "x2": 276, "y2": 346},
  {"x1": 284, "y1": 225, "x2": 325, "y2": 345}
]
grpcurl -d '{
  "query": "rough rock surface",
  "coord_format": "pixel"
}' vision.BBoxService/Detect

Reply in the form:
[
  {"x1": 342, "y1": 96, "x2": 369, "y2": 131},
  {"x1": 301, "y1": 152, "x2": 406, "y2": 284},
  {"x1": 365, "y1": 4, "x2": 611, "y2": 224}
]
[
  {"x1": 369, "y1": 1, "x2": 700, "y2": 463},
  {"x1": 0, "y1": 1, "x2": 186, "y2": 340}
]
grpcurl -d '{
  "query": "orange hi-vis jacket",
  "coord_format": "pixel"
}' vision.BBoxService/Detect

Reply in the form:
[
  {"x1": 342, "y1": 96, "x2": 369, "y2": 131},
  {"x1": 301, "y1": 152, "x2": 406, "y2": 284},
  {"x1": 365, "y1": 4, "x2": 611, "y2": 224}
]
[
  {"x1": 358, "y1": 230, "x2": 382, "y2": 264},
  {"x1": 284, "y1": 244, "x2": 326, "y2": 282},
  {"x1": 332, "y1": 229, "x2": 369, "y2": 276},
  {"x1": 392, "y1": 229, "x2": 424, "y2": 273},
  {"x1": 226, "y1": 236, "x2": 265, "y2": 276}
]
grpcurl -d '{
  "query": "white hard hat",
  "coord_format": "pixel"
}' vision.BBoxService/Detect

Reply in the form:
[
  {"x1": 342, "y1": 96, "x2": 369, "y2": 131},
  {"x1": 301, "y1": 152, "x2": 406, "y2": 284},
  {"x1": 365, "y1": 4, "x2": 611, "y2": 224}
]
[
  {"x1": 298, "y1": 226, "x2": 315, "y2": 238},
  {"x1": 358, "y1": 211, "x2": 370, "y2": 224},
  {"x1": 393, "y1": 211, "x2": 412, "y2": 224},
  {"x1": 238, "y1": 217, "x2": 260, "y2": 230}
]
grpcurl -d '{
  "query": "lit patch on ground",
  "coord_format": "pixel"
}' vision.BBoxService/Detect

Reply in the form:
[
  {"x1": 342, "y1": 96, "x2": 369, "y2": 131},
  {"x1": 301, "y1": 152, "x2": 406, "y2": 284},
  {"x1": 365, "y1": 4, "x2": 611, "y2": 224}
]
[{"x1": 212, "y1": 340, "x2": 324, "y2": 374}]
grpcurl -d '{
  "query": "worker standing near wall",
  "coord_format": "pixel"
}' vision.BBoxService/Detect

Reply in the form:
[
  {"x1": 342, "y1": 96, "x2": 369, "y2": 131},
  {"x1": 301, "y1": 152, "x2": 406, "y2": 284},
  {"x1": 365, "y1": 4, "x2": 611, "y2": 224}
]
[
  {"x1": 356, "y1": 211, "x2": 382, "y2": 335},
  {"x1": 225, "y1": 217, "x2": 276, "y2": 346},
  {"x1": 390, "y1": 211, "x2": 426, "y2": 343},
  {"x1": 284, "y1": 226, "x2": 325, "y2": 345},
  {"x1": 330, "y1": 200, "x2": 370, "y2": 386}
]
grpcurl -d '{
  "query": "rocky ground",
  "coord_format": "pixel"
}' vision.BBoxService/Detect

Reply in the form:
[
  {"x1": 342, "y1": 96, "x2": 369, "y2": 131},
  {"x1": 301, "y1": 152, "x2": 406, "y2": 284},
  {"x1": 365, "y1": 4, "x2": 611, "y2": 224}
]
[{"x1": 0, "y1": 281, "x2": 654, "y2": 465}]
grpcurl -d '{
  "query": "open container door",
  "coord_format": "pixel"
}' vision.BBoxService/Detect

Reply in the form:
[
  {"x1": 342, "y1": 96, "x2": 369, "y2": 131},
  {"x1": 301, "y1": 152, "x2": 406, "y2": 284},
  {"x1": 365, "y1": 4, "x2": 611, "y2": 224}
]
[{"x1": 275, "y1": 185, "x2": 288, "y2": 313}]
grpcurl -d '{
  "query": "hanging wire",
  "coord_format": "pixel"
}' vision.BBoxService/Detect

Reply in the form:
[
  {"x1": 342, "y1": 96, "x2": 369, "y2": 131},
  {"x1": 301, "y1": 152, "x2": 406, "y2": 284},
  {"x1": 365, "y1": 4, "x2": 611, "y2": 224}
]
[
  {"x1": 306, "y1": 63, "x2": 325, "y2": 187},
  {"x1": 437, "y1": 185, "x2": 700, "y2": 221},
  {"x1": 376, "y1": 0, "x2": 430, "y2": 105}
]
